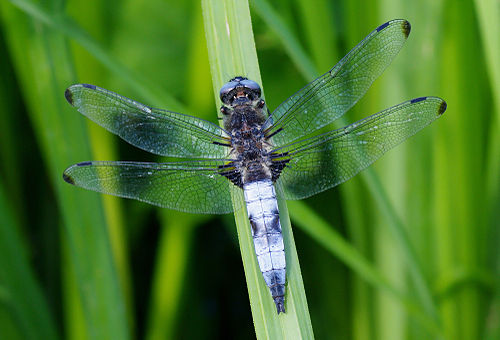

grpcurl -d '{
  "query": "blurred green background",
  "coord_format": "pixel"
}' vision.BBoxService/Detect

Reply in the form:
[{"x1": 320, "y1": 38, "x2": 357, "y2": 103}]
[{"x1": 0, "y1": 0, "x2": 498, "y2": 339}]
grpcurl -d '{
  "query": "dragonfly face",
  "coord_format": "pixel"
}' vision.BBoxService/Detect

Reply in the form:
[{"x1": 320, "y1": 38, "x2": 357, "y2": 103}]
[
  {"x1": 63, "y1": 19, "x2": 446, "y2": 314},
  {"x1": 220, "y1": 76, "x2": 262, "y2": 105},
  {"x1": 219, "y1": 77, "x2": 266, "y2": 131}
]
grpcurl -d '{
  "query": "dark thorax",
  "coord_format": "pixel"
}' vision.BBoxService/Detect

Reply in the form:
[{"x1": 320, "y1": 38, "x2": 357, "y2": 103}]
[
  {"x1": 218, "y1": 77, "x2": 290, "y2": 187},
  {"x1": 219, "y1": 77, "x2": 275, "y2": 186}
]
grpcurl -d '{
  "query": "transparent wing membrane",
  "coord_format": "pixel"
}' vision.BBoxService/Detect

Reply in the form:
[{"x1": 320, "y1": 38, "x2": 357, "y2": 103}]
[
  {"x1": 63, "y1": 160, "x2": 237, "y2": 214},
  {"x1": 265, "y1": 19, "x2": 411, "y2": 147},
  {"x1": 65, "y1": 84, "x2": 229, "y2": 159},
  {"x1": 275, "y1": 97, "x2": 446, "y2": 200}
]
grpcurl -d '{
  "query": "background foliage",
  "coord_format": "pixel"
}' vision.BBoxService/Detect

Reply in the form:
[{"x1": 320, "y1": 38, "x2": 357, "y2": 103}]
[{"x1": 0, "y1": 0, "x2": 498, "y2": 339}]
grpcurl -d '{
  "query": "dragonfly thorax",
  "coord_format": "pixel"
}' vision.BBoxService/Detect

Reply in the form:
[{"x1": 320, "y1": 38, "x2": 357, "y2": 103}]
[
  {"x1": 218, "y1": 78, "x2": 276, "y2": 185},
  {"x1": 229, "y1": 109, "x2": 273, "y2": 184},
  {"x1": 220, "y1": 77, "x2": 266, "y2": 131}
]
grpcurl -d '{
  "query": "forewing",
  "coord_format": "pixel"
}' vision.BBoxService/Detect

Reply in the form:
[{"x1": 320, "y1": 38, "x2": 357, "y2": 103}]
[
  {"x1": 265, "y1": 19, "x2": 411, "y2": 147},
  {"x1": 63, "y1": 160, "x2": 238, "y2": 214},
  {"x1": 275, "y1": 97, "x2": 446, "y2": 200},
  {"x1": 65, "y1": 84, "x2": 229, "y2": 158}
]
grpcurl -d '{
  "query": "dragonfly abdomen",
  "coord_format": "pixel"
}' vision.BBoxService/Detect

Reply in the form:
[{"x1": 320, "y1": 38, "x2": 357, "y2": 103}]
[{"x1": 243, "y1": 179, "x2": 286, "y2": 313}]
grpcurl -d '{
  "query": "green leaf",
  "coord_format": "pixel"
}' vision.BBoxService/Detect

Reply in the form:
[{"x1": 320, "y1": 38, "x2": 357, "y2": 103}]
[
  {"x1": 8, "y1": 0, "x2": 185, "y2": 111},
  {"x1": 202, "y1": 0, "x2": 314, "y2": 338},
  {"x1": 0, "y1": 2, "x2": 130, "y2": 339},
  {"x1": 0, "y1": 180, "x2": 59, "y2": 340}
]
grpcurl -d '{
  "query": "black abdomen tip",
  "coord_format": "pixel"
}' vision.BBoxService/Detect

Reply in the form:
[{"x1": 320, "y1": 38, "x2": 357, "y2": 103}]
[
  {"x1": 64, "y1": 88, "x2": 73, "y2": 105},
  {"x1": 402, "y1": 20, "x2": 411, "y2": 38},
  {"x1": 274, "y1": 296, "x2": 285, "y2": 314},
  {"x1": 438, "y1": 100, "x2": 447, "y2": 115},
  {"x1": 270, "y1": 284, "x2": 285, "y2": 314},
  {"x1": 63, "y1": 172, "x2": 75, "y2": 185}
]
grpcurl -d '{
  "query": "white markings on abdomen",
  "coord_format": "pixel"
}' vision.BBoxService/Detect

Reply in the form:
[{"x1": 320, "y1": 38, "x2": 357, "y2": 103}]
[{"x1": 243, "y1": 179, "x2": 286, "y2": 313}]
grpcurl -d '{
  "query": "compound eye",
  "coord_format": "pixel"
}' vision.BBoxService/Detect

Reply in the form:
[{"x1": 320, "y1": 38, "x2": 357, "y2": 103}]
[
  {"x1": 240, "y1": 79, "x2": 261, "y2": 97},
  {"x1": 219, "y1": 81, "x2": 238, "y2": 101}
]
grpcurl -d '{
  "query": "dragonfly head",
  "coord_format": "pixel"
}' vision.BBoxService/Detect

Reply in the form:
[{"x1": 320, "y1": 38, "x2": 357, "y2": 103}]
[{"x1": 220, "y1": 77, "x2": 262, "y2": 107}]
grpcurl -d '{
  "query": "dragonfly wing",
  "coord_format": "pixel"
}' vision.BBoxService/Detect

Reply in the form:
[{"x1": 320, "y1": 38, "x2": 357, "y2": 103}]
[
  {"x1": 274, "y1": 97, "x2": 446, "y2": 200},
  {"x1": 265, "y1": 19, "x2": 411, "y2": 147},
  {"x1": 65, "y1": 84, "x2": 229, "y2": 158},
  {"x1": 63, "y1": 160, "x2": 239, "y2": 214}
]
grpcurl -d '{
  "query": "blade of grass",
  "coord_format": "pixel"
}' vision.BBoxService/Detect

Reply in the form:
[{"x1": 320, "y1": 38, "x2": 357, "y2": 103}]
[
  {"x1": 341, "y1": 179, "x2": 376, "y2": 340},
  {"x1": 287, "y1": 201, "x2": 443, "y2": 336},
  {"x1": 329, "y1": 6, "x2": 379, "y2": 339},
  {"x1": 436, "y1": 2, "x2": 491, "y2": 338},
  {"x1": 67, "y1": 1, "x2": 134, "y2": 334},
  {"x1": 294, "y1": 0, "x2": 338, "y2": 72},
  {"x1": 251, "y1": 0, "x2": 316, "y2": 79},
  {"x1": 145, "y1": 213, "x2": 198, "y2": 340},
  {"x1": 0, "y1": 180, "x2": 60, "y2": 340},
  {"x1": 374, "y1": 3, "x2": 408, "y2": 340},
  {"x1": 0, "y1": 3, "x2": 130, "y2": 339},
  {"x1": 287, "y1": 201, "x2": 398, "y2": 297},
  {"x1": 0, "y1": 43, "x2": 29, "y2": 339},
  {"x1": 145, "y1": 5, "x2": 212, "y2": 338},
  {"x1": 290, "y1": 3, "x2": 349, "y2": 337},
  {"x1": 252, "y1": 0, "x2": 440, "y2": 325},
  {"x1": 0, "y1": 35, "x2": 26, "y2": 229},
  {"x1": 473, "y1": 0, "x2": 500, "y2": 232},
  {"x1": 8, "y1": 0, "x2": 185, "y2": 111},
  {"x1": 202, "y1": 0, "x2": 314, "y2": 338}
]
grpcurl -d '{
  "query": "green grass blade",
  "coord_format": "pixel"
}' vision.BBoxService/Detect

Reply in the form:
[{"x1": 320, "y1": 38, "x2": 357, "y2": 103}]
[
  {"x1": 8, "y1": 0, "x2": 185, "y2": 111},
  {"x1": 145, "y1": 213, "x2": 198, "y2": 340},
  {"x1": 251, "y1": 0, "x2": 317, "y2": 79},
  {"x1": 202, "y1": 0, "x2": 314, "y2": 338},
  {"x1": 145, "y1": 5, "x2": 211, "y2": 337},
  {"x1": 66, "y1": 0, "x2": 135, "y2": 333},
  {"x1": 436, "y1": 2, "x2": 492, "y2": 338},
  {"x1": 287, "y1": 201, "x2": 443, "y2": 337},
  {"x1": 0, "y1": 42, "x2": 26, "y2": 229},
  {"x1": 474, "y1": 0, "x2": 500, "y2": 226},
  {"x1": 0, "y1": 180, "x2": 59, "y2": 340},
  {"x1": 0, "y1": 3, "x2": 130, "y2": 339},
  {"x1": 288, "y1": 201, "x2": 398, "y2": 297},
  {"x1": 294, "y1": 0, "x2": 338, "y2": 71}
]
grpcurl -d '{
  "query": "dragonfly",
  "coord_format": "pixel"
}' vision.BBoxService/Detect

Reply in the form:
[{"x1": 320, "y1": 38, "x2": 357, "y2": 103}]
[{"x1": 63, "y1": 19, "x2": 446, "y2": 314}]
